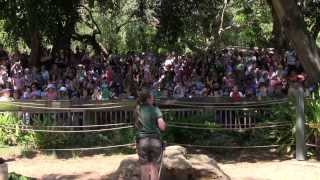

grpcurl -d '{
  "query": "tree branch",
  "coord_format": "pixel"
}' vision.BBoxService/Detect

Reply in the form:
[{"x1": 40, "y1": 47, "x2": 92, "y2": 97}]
[
  {"x1": 311, "y1": 18, "x2": 320, "y2": 41},
  {"x1": 79, "y1": 4, "x2": 102, "y2": 35},
  {"x1": 72, "y1": 32, "x2": 109, "y2": 57},
  {"x1": 218, "y1": 0, "x2": 228, "y2": 36},
  {"x1": 114, "y1": 13, "x2": 137, "y2": 33}
]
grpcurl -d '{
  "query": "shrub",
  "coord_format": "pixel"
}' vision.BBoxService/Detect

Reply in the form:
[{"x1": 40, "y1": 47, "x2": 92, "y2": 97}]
[
  {"x1": 0, "y1": 112, "x2": 35, "y2": 147},
  {"x1": 9, "y1": 172, "x2": 35, "y2": 180}
]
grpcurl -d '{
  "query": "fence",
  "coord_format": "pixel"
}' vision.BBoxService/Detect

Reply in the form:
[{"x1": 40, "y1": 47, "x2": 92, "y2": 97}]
[
  {"x1": 163, "y1": 98, "x2": 288, "y2": 129},
  {"x1": 1, "y1": 96, "x2": 319, "y2": 162},
  {"x1": 0, "y1": 98, "x2": 288, "y2": 129}
]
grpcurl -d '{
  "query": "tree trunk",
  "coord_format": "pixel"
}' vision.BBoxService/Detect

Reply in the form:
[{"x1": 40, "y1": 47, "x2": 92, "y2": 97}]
[
  {"x1": 72, "y1": 33, "x2": 109, "y2": 57},
  {"x1": 269, "y1": 0, "x2": 320, "y2": 83},
  {"x1": 30, "y1": 32, "x2": 41, "y2": 67},
  {"x1": 266, "y1": 0, "x2": 288, "y2": 51},
  {"x1": 52, "y1": 13, "x2": 78, "y2": 54}
]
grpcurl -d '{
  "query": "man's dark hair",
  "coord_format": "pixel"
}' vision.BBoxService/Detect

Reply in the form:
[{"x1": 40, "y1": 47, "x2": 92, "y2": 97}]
[{"x1": 134, "y1": 89, "x2": 152, "y2": 128}]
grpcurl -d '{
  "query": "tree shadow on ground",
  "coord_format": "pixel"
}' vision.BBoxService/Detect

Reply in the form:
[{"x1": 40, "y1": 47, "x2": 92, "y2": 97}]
[
  {"x1": 41, "y1": 172, "x2": 113, "y2": 180},
  {"x1": 5, "y1": 147, "x2": 135, "y2": 161},
  {"x1": 187, "y1": 148, "x2": 292, "y2": 164}
]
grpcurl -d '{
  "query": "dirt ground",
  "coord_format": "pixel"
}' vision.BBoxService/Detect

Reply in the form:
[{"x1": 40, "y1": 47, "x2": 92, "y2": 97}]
[{"x1": 3, "y1": 149, "x2": 320, "y2": 180}]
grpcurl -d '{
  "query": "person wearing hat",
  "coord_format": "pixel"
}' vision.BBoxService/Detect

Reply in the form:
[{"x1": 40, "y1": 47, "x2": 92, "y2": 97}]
[
  {"x1": 45, "y1": 84, "x2": 57, "y2": 101},
  {"x1": 58, "y1": 86, "x2": 69, "y2": 100},
  {"x1": 0, "y1": 89, "x2": 12, "y2": 101},
  {"x1": 135, "y1": 90, "x2": 166, "y2": 180}
]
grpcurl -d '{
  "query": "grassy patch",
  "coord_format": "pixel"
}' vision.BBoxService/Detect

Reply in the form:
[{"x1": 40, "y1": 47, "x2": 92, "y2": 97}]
[
  {"x1": 0, "y1": 103, "x2": 19, "y2": 111},
  {"x1": 0, "y1": 146, "x2": 23, "y2": 158}
]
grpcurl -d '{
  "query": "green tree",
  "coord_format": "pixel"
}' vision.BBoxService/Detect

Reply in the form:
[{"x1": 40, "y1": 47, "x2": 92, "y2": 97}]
[
  {"x1": 155, "y1": 0, "x2": 226, "y2": 53},
  {"x1": 224, "y1": 0, "x2": 273, "y2": 48},
  {"x1": 0, "y1": 0, "x2": 81, "y2": 65},
  {"x1": 269, "y1": 0, "x2": 320, "y2": 83}
]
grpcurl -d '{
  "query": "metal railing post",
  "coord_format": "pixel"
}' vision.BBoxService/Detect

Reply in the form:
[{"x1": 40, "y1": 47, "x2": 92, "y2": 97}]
[{"x1": 294, "y1": 84, "x2": 306, "y2": 161}]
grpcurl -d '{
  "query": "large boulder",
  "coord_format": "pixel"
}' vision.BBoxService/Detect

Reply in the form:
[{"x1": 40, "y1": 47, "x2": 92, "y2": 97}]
[
  {"x1": 109, "y1": 146, "x2": 230, "y2": 180},
  {"x1": 0, "y1": 163, "x2": 8, "y2": 180}
]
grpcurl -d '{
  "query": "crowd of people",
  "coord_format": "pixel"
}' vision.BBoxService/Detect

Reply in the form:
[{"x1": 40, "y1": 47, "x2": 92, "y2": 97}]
[{"x1": 0, "y1": 44, "x2": 314, "y2": 102}]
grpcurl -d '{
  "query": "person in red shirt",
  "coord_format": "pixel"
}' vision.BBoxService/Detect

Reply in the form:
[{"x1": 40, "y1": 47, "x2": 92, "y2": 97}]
[{"x1": 230, "y1": 86, "x2": 245, "y2": 101}]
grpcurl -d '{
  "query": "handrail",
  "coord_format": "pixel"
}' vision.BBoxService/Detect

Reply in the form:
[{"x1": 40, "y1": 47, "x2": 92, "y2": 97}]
[{"x1": 0, "y1": 98, "x2": 289, "y2": 111}]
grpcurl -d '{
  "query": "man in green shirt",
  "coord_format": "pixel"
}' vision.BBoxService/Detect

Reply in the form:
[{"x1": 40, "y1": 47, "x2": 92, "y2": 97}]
[{"x1": 135, "y1": 90, "x2": 166, "y2": 180}]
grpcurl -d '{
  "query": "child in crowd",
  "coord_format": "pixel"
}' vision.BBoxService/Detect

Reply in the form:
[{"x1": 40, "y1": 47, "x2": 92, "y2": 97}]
[{"x1": 0, "y1": 46, "x2": 312, "y2": 101}]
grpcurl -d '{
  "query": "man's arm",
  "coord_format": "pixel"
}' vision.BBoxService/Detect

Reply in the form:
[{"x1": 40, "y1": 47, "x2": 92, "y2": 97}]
[{"x1": 157, "y1": 118, "x2": 166, "y2": 131}]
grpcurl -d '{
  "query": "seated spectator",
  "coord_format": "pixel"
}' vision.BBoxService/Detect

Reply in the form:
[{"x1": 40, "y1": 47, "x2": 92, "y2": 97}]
[
  {"x1": 21, "y1": 86, "x2": 32, "y2": 100},
  {"x1": 58, "y1": 86, "x2": 69, "y2": 100},
  {"x1": 30, "y1": 83, "x2": 42, "y2": 99},
  {"x1": 230, "y1": 86, "x2": 245, "y2": 101},
  {"x1": 45, "y1": 84, "x2": 58, "y2": 101},
  {"x1": 0, "y1": 45, "x2": 309, "y2": 102},
  {"x1": 0, "y1": 89, "x2": 12, "y2": 101},
  {"x1": 101, "y1": 83, "x2": 111, "y2": 100},
  {"x1": 173, "y1": 82, "x2": 185, "y2": 98},
  {"x1": 92, "y1": 87, "x2": 102, "y2": 101}
]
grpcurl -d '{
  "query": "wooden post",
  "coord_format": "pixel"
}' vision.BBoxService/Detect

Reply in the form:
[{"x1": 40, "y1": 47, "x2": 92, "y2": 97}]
[
  {"x1": 295, "y1": 84, "x2": 306, "y2": 161},
  {"x1": 0, "y1": 163, "x2": 8, "y2": 180}
]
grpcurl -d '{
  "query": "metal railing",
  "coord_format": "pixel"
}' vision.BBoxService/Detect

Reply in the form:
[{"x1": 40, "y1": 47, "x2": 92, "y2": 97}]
[{"x1": 0, "y1": 98, "x2": 288, "y2": 128}]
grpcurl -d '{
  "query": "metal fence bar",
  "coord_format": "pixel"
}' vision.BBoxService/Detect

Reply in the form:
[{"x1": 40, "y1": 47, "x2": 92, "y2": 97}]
[{"x1": 0, "y1": 100, "x2": 285, "y2": 129}]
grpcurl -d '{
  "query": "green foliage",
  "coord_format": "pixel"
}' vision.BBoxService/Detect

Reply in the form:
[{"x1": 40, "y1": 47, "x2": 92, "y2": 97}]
[
  {"x1": 31, "y1": 115, "x2": 69, "y2": 149},
  {"x1": 0, "y1": 113, "x2": 34, "y2": 147},
  {"x1": 0, "y1": 112, "x2": 135, "y2": 152},
  {"x1": 9, "y1": 172, "x2": 35, "y2": 180},
  {"x1": 161, "y1": 104, "x2": 299, "y2": 155},
  {"x1": 163, "y1": 111, "x2": 221, "y2": 145},
  {"x1": 31, "y1": 115, "x2": 135, "y2": 149},
  {"x1": 163, "y1": 110, "x2": 281, "y2": 147},
  {"x1": 300, "y1": 0, "x2": 320, "y2": 40},
  {"x1": 155, "y1": 0, "x2": 224, "y2": 52},
  {"x1": 305, "y1": 85, "x2": 320, "y2": 147},
  {"x1": 172, "y1": 92, "x2": 319, "y2": 157},
  {"x1": 267, "y1": 101, "x2": 296, "y2": 153},
  {"x1": 0, "y1": 0, "x2": 81, "y2": 51},
  {"x1": 224, "y1": 0, "x2": 273, "y2": 47},
  {"x1": 0, "y1": 0, "x2": 319, "y2": 53}
]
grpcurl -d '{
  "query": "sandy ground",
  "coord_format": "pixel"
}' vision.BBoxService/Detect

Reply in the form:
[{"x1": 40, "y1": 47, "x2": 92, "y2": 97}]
[
  {"x1": 4, "y1": 153, "x2": 320, "y2": 180},
  {"x1": 220, "y1": 160, "x2": 320, "y2": 180},
  {"x1": 6, "y1": 154, "x2": 133, "y2": 180}
]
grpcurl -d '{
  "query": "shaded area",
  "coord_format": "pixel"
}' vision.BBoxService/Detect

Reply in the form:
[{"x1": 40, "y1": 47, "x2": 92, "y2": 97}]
[
  {"x1": 188, "y1": 148, "x2": 292, "y2": 164},
  {"x1": 5, "y1": 148, "x2": 320, "y2": 180},
  {"x1": 41, "y1": 172, "x2": 107, "y2": 180}
]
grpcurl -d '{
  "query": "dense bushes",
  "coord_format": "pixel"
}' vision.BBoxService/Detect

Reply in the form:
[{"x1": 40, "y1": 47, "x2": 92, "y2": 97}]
[
  {"x1": 0, "y1": 91, "x2": 319, "y2": 158},
  {"x1": 0, "y1": 112, "x2": 34, "y2": 147},
  {"x1": 9, "y1": 173, "x2": 35, "y2": 180},
  {"x1": 0, "y1": 113, "x2": 135, "y2": 152},
  {"x1": 305, "y1": 86, "x2": 320, "y2": 158},
  {"x1": 162, "y1": 110, "x2": 293, "y2": 148}
]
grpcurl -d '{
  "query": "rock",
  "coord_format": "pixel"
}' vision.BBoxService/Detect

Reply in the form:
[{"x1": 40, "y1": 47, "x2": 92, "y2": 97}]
[
  {"x1": 0, "y1": 163, "x2": 8, "y2": 180},
  {"x1": 0, "y1": 158, "x2": 5, "y2": 164},
  {"x1": 188, "y1": 154, "x2": 229, "y2": 180},
  {"x1": 109, "y1": 146, "x2": 230, "y2": 180}
]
